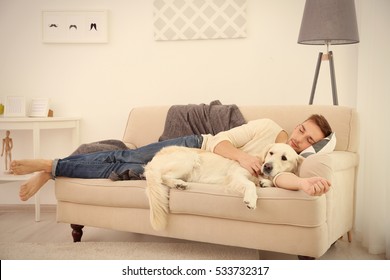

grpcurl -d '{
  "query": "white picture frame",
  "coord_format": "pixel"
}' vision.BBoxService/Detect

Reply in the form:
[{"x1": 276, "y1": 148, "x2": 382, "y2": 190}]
[
  {"x1": 4, "y1": 96, "x2": 26, "y2": 117},
  {"x1": 29, "y1": 98, "x2": 50, "y2": 117},
  {"x1": 42, "y1": 10, "x2": 108, "y2": 43}
]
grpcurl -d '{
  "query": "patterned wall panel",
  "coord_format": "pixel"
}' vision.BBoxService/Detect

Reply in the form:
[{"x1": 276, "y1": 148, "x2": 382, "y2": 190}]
[{"x1": 153, "y1": 0, "x2": 247, "y2": 41}]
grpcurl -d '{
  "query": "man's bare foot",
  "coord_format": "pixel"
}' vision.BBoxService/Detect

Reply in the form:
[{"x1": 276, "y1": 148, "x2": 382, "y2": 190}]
[
  {"x1": 19, "y1": 171, "x2": 52, "y2": 201},
  {"x1": 10, "y1": 159, "x2": 52, "y2": 175}
]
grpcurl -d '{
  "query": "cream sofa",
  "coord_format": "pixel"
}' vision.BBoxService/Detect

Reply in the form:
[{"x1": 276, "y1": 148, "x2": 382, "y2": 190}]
[{"x1": 55, "y1": 105, "x2": 359, "y2": 259}]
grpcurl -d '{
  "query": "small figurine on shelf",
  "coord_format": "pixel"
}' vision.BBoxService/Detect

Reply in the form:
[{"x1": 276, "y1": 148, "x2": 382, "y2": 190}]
[{"x1": 1, "y1": 130, "x2": 13, "y2": 172}]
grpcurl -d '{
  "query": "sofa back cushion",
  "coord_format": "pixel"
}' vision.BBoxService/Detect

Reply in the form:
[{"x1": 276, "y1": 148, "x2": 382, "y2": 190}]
[
  {"x1": 122, "y1": 106, "x2": 170, "y2": 149},
  {"x1": 123, "y1": 105, "x2": 358, "y2": 152}
]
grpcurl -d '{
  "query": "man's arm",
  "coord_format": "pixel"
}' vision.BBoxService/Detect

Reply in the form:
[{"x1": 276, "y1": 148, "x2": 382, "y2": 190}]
[
  {"x1": 213, "y1": 140, "x2": 262, "y2": 176},
  {"x1": 213, "y1": 130, "x2": 288, "y2": 176},
  {"x1": 273, "y1": 172, "x2": 331, "y2": 196}
]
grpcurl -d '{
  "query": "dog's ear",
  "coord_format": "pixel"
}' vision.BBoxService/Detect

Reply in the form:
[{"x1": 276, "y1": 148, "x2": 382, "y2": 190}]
[
  {"x1": 260, "y1": 143, "x2": 274, "y2": 163},
  {"x1": 293, "y1": 155, "x2": 305, "y2": 175}
]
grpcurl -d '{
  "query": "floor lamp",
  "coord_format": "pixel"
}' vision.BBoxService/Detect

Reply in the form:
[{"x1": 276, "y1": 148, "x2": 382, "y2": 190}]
[{"x1": 297, "y1": 0, "x2": 359, "y2": 105}]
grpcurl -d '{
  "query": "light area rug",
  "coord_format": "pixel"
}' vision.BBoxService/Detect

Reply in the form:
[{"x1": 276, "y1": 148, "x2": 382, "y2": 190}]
[{"x1": 0, "y1": 241, "x2": 258, "y2": 260}]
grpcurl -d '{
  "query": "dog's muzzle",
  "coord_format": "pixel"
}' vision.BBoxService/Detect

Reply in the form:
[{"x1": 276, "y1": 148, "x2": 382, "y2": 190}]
[{"x1": 262, "y1": 162, "x2": 273, "y2": 176}]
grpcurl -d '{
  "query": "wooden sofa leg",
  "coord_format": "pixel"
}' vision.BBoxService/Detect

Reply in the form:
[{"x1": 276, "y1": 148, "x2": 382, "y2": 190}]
[
  {"x1": 298, "y1": 255, "x2": 315, "y2": 260},
  {"x1": 71, "y1": 224, "x2": 84, "y2": 242},
  {"x1": 338, "y1": 231, "x2": 353, "y2": 243},
  {"x1": 347, "y1": 231, "x2": 352, "y2": 242}
]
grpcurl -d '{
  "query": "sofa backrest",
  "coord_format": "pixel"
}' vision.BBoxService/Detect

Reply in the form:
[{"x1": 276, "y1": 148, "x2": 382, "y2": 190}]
[{"x1": 123, "y1": 105, "x2": 358, "y2": 152}]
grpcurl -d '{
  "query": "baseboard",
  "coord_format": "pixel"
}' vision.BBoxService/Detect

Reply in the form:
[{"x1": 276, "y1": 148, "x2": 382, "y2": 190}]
[{"x1": 0, "y1": 204, "x2": 56, "y2": 213}]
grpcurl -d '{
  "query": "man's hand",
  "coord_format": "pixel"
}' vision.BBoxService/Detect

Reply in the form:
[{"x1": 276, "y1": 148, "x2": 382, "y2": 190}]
[
  {"x1": 299, "y1": 177, "x2": 331, "y2": 196},
  {"x1": 213, "y1": 140, "x2": 262, "y2": 176},
  {"x1": 237, "y1": 153, "x2": 262, "y2": 176}
]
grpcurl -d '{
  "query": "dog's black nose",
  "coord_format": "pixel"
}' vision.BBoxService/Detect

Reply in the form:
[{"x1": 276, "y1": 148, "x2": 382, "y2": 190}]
[{"x1": 263, "y1": 162, "x2": 273, "y2": 175}]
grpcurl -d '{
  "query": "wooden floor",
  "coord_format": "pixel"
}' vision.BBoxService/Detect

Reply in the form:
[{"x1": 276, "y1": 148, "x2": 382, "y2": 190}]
[{"x1": 0, "y1": 205, "x2": 386, "y2": 260}]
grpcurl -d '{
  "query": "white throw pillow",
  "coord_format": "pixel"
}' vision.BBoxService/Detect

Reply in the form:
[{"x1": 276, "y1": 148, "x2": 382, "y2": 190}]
[{"x1": 299, "y1": 132, "x2": 336, "y2": 158}]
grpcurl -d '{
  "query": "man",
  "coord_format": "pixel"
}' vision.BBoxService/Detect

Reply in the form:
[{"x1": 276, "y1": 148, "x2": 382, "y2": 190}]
[{"x1": 11, "y1": 114, "x2": 332, "y2": 201}]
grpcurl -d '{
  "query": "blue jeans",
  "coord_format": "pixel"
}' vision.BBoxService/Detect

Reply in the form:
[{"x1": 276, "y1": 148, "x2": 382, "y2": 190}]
[{"x1": 52, "y1": 135, "x2": 203, "y2": 179}]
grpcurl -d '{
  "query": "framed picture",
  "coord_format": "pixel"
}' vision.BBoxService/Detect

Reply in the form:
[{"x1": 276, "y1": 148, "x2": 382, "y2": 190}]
[
  {"x1": 153, "y1": 0, "x2": 247, "y2": 41},
  {"x1": 4, "y1": 96, "x2": 26, "y2": 117},
  {"x1": 29, "y1": 98, "x2": 50, "y2": 117},
  {"x1": 42, "y1": 10, "x2": 108, "y2": 43}
]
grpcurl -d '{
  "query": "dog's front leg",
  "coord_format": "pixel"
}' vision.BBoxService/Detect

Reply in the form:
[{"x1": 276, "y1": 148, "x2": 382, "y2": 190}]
[
  {"x1": 228, "y1": 172, "x2": 258, "y2": 210},
  {"x1": 243, "y1": 184, "x2": 258, "y2": 210},
  {"x1": 260, "y1": 179, "x2": 274, "y2": 188}
]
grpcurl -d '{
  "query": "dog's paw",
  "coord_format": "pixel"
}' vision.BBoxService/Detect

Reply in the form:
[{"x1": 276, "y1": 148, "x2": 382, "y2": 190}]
[
  {"x1": 260, "y1": 179, "x2": 274, "y2": 188},
  {"x1": 244, "y1": 200, "x2": 257, "y2": 210},
  {"x1": 244, "y1": 201, "x2": 256, "y2": 210},
  {"x1": 243, "y1": 196, "x2": 257, "y2": 210},
  {"x1": 175, "y1": 183, "x2": 188, "y2": 190},
  {"x1": 243, "y1": 187, "x2": 257, "y2": 209}
]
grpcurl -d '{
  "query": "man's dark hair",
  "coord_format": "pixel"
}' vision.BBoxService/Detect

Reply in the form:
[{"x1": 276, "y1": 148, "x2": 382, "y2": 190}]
[{"x1": 305, "y1": 114, "x2": 333, "y2": 137}]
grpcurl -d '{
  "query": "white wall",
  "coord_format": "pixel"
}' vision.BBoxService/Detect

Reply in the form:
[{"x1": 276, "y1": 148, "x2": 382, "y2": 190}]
[
  {"x1": 355, "y1": 0, "x2": 390, "y2": 256},
  {"x1": 0, "y1": 0, "x2": 361, "y2": 204}
]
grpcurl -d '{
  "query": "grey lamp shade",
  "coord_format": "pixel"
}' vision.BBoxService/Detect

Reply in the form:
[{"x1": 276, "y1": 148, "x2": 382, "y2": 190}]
[{"x1": 298, "y1": 0, "x2": 359, "y2": 45}]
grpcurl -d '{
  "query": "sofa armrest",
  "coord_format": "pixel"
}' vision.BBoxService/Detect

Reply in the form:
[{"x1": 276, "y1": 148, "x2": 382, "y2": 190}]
[
  {"x1": 301, "y1": 151, "x2": 359, "y2": 244},
  {"x1": 299, "y1": 151, "x2": 359, "y2": 182},
  {"x1": 126, "y1": 143, "x2": 137, "y2": 149}
]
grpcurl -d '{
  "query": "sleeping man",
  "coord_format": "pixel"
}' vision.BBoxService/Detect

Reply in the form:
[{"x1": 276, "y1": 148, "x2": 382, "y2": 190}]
[{"x1": 11, "y1": 114, "x2": 332, "y2": 201}]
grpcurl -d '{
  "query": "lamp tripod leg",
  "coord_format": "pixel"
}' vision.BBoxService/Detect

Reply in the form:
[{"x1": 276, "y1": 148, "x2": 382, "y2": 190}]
[
  {"x1": 309, "y1": 52, "x2": 323, "y2": 105},
  {"x1": 328, "y1": 51, "x2": 339, "y2": 105}
]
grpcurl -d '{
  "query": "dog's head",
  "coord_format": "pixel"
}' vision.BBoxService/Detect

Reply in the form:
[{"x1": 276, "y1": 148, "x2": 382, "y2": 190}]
[{"x1": 260, "y1": 143, "x2": 304, "y2": 179}]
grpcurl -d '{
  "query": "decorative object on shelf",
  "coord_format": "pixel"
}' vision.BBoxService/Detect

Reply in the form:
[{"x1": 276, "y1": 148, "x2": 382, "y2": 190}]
[
  {"x1": 42, "y1": 10, "x2": 108, "y2": 43},
  {"x1": 0, "y1": 99, "x2": 4, "y2": 115},
  {"x1": 1, "y1": 130, "x2": 13, "y2": 172},
  {"x1": 153, "y1": 0, "x2": 247, "y2": 41},
  {"x1": 29, "y1": 98, "x2": 51, "y2": 117},
  {"x1": 298, "y1": 0, "x2": 359, "y2": 105},
  {"x1": 3, "y1": 96, "x2": 26, "y2": 117}
]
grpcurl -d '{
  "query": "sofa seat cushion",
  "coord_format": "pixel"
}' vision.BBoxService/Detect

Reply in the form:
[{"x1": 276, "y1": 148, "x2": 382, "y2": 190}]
[
  {"x1": 169, "y1": 183, "x2": 326, "y2": 227},
  {"x1": 55, "y1": 178, "x2": 150, "y2": 209},
  {"x1": 56, "y1": 177, "x2": 326, "y2": 228}
]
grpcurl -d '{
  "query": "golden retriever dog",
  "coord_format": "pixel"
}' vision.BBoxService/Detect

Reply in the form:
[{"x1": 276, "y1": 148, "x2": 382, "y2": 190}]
[{"x1": 144, "y1": 143, "x2": 304, "y2": 230}]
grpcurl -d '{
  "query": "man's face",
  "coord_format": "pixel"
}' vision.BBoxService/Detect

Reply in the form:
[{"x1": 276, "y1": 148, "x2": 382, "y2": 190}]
[{"x1": 287, "y1": 120, "x2": 325, "y2": 153}]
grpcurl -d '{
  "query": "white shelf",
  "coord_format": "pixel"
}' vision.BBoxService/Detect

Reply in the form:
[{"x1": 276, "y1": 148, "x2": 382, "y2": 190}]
[
  {"x1": 0, "y1": 116, "x2": 80, "y2": 221},
  {"x1": 0, "y1": 173, "x2": 32, "y2": 183}
]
